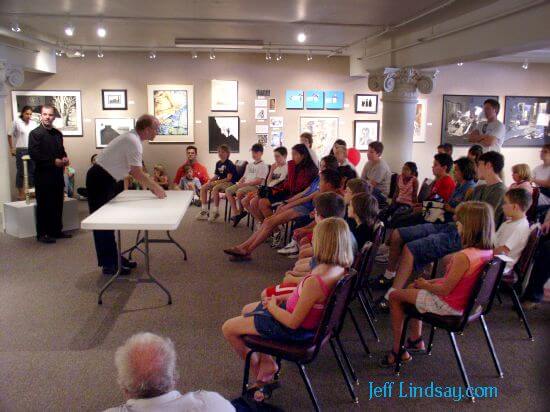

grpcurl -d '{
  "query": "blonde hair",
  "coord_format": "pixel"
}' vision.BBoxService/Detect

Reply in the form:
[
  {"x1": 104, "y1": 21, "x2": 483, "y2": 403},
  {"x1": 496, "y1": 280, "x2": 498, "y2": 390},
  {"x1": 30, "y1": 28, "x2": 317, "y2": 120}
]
[
  {"x1": 313, "y1": 217, "x2": 354, "y2": 268},
  {"x1": 511, "y1": 163, "x2": 532, "y2": 181},
  {"x1": 153, "y1": 164, "x2": 165, "y2": 175},
  {"x1": 455, "y1": 201, "x2": 494, "y2": 250}
]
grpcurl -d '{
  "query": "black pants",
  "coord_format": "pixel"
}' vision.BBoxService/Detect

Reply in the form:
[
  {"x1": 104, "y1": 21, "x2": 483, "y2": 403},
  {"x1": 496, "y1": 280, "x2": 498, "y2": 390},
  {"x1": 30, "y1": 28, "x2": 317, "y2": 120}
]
[
  {"x1": 86, "y1": 164, "x2": 123, "y2": 268},
  {"x1": 34, "y1": 172, "x2": 64, "y2": 238},
  {"x1": 523, "y1": 234, "x2": 550, "y2": 303}
]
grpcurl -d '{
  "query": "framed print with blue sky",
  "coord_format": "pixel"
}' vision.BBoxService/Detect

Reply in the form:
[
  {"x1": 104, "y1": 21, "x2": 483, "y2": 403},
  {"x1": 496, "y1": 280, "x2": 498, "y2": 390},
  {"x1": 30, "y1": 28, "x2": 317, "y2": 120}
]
[
  {"x1": 285, "y1": 90, "x2": 304, "y2": 109},
  {"x1": 325, "y1": 90, "x2": 344, "y2": 109},
  {"x1": 305, "y1": 90, "x2": 324, "y2": 109}
]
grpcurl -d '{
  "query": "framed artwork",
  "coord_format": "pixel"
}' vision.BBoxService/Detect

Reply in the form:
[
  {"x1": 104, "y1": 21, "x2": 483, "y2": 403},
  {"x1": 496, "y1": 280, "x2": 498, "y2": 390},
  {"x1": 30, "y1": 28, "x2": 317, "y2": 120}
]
[
  {"x1": 354, "y1": 120, "x2": 380, "y2": 151},
  {"x1": 95, "y1": 118, "x2": 135, "y2": 148},
  {"x1": 255, "y1": 99, "x2": 268, "y2": 108},
  {"x1": 503, "y1": 96, "x2": 550, "y2": 147},
  {"x1": 305, "y1": 90, "x2": 324, "y2": 109},
  {"x1": 255, "y1": 107, "x2": 268, "y2": 120},
  {"x1": 147, "y1": 84, "x2": 194, "y2": 143},
  {"x1": 300, "y1": 116, "x2": 339, "y2": 157},
  {"x1": 413, "y1": 99, "x2": 427, "y2": 142},
  {"x1": 325, "y1": 91, "x2": 344, "y2": 110},
  {"x1": 101, "y1": 89, "x2": 127, "y2": 110},
  {"x1": 209, "y1": 116, "x2": 239, "y2": 153},
  {"x1": 211, "y1": 79, "x2": 238, "y2": 111},
  {"x1": 285, "y1": 90, "x2": 304, "y2": 109},
  {"x1": 256, "y1": 124, "x2": 269, "y2": 134},
  {"x1": 270, "y1": 116, "x2": 283, "y2": 128},
  {"x1": 441, "y1": 94, "x2": 498, "y2": 146},
  {"x1": 355, "y1": 94, "x2": 378, "y2": 114},
  {"x1": 11, "y1": 90, "x2": 83, "y2": 136},
  {"x1": 269, "y1": 98, "x2": 276, "y2": 111},
  {"x1": 257, "y1": 134, "x2": 268, "y2": 146},
  {"x1": 270, "y1": 129, "x2": 284, "y2": 147}
]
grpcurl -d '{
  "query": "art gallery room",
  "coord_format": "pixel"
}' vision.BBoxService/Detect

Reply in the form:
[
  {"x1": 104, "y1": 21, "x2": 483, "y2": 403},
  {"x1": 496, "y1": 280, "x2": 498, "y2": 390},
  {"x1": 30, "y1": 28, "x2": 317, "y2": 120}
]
[{"x1": 1, "y1": 0, "x2": 550, "y2": 411}]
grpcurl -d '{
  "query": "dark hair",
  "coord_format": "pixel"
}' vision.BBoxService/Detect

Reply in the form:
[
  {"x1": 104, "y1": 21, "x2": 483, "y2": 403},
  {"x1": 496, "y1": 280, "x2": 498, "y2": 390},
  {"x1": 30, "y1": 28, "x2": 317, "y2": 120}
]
[
  {"x1": 437, "y1": 143, "x2": 453, "y2": 155},
  {"x1": 454, "y1": 157, "x2": 476, "y2": 181},
  {"x1": 468, "y1": 145, "x2": 483, "y2": 162},
  {"x1": 505, "y1": 188, "x2": 532, "y2": 212},
  {"x1": 183, "y1": 164, "x2": 193, "y2": 173},
  {"x1": 368, "y1": 141, "x2": 384, "y2": 155},
  {"x1": 346, "y1": 178, "x2": 371, "y2": 195},
  {"x1": 334, "y1": 139, "x2": 347, "y2": 148},
  {"x1": 320, "y1": 168, "x2": 341, "y2": 189},
  {"x1": 484, "y1": 98, "x2": 500, "y2": 114},
  {"x1": 403, "y1": 161, "x2": 418, "y2": 177},
  {"x1": 321, "y1": 154, "x2": 339, "y2": 171},
  {"x1": 274, "y1": 146, "x2": 288, "y2": 157},
  {"x1": 186, "y1": 145, "x2": 198, "y2": 154},
  {"x1": 218, "y1": 144, "x2": 230, "y2": 154},
  {"x1": 434, "y1": 153, "x2": 454, "y2": 173},
  {"x1": 292, "y1": 143, "x2": 318, "y2": 174},
  {"x1": 479, "y1": 151, "x2": 505, "y2": 174},
  {"x1": 338, "y1": 165, "x2": 357, "y2": 187},
  {"x1": 542, "y1": 143, "x2": 550, "y2": 151},
  {"x1": 314, "y1": 192, "x2": 346, "y2": 219},
  {"x1": 91, "y1": 154, "x2": 98, "y2": 163},
  {"x1": 351, "y1": 192, "x2": 379, "y2": 228},
  {"x1": 251, "y1": 143, "x2": 264, "y2": 153},
  {"x1": 300, "y1": 132, "x2": 313, "y2": 146},
  {"x1": 19, "y1": 105, "x2": 33, "y2": 119}
]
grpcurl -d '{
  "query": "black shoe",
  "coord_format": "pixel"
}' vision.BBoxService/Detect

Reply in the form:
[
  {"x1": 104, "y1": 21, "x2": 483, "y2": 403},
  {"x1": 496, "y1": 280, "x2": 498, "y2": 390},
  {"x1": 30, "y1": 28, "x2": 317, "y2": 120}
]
[
  {"x1": 121, "y1": 257, "x2": 137, "y2": 269},
  {"x1": 376, "y1": 297, "x2": 390, "y2": 313},
  {"x1": 37, "y1": 235, "x2": 56, "y2": 244},
  {"x1": 231, "y1": 211, "x2": 248, "y2": 227},
  {"x1": 53, "y1": 232, "x2": 72, "y2": 239},
  {"x1": 102, "y1": 266, "x2": 131, "y2": 276}
]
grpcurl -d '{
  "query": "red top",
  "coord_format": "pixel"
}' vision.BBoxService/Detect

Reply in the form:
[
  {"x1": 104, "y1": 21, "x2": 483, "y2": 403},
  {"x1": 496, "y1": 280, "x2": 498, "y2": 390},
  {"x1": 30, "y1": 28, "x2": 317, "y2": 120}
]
[
  {"x1": 286, "y1": 275, "x2": 331, "y2": 330},
  {"x1": 173, "y1": 161, "x2": 209, "y2": 185},
  {"x1": 430, "y1": 175, "x2": 456, "y2": 202},
  {"x1": 282, "y1": 160, "x2": 317, "y2": 196}
]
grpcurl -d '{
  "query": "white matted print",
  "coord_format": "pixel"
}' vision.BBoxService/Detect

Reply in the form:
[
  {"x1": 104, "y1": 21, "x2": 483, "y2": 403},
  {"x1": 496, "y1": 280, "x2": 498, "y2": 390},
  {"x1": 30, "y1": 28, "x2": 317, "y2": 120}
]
[
  {"x1": 102, "y1": 89, "x2": 127, "y2": 110},
  {"x1": 255, "y1": 107, "x2": 268, "y2": 120},
  {"x1": 270, "y1": 129, "x2": 284, "y2": 147},
  {"x1": 355, "y1": 94, "x2": 378, "y2": 114},
  {"x1": 95, "y1": 118, "x2": 135, "y2": 148},
  {"x1": 414, "y1": 99, "x2": 427, "y2": 142},
  {"x1": 354, "y1": 120, "x2": 380, "y2": 151},
  {"x1": 147, "y1": 84, "x2": 194, "y2": 143},
  {"x1": 270, "y1": 116, "x2": 284, "y2": 128},
  {"x1": 256, "y1": 124, "x2": 269, "y2": 134},
  {"x1": 255, "y1": 99, "x2": 268, "y2": 108},
  {"x1": 300, "y1": 116, "x2": 339, "y2": 157},
  {"x1": 211, "y1": 79, "x2": 238, "y2": 111}
]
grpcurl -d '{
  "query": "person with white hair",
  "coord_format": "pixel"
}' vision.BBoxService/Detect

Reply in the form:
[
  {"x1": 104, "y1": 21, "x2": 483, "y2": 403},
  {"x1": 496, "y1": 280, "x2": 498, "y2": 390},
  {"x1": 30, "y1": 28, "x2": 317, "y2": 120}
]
[{"x1": 104, "y1": 332, "x2": 235, "y2": 412}]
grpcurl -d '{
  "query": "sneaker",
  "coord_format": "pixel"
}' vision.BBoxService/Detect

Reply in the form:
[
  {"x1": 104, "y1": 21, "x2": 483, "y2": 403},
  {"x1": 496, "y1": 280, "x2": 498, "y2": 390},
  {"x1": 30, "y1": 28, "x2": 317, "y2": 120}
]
[
  {"x1": 192, "y1": 199, "x2": 202, "y2": 207},
  {"x1": 208, "y1": 211, "x2": 220, "y2": 223},
  {"x1": 278, "y1": 244, "x2": 299, "y2": 255},
  {"x1": 286, "y1": 253, "x2": 299, "y2": 259},
  {"x1": 37, "y1": 235, "x2": 56, "y2": 244},
  {"x1": 270, "y1": 231, "x2": 282, "y2": 248},
  {"x1": 196, "y1": 210, "x2": 209, "y2": 220}
]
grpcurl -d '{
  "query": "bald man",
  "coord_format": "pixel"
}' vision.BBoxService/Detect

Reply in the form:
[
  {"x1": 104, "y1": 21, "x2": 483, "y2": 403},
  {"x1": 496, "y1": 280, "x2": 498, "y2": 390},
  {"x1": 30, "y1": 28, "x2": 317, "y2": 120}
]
[{"x1": 86, "y1": 114, "x2": 166, "y2": 276}]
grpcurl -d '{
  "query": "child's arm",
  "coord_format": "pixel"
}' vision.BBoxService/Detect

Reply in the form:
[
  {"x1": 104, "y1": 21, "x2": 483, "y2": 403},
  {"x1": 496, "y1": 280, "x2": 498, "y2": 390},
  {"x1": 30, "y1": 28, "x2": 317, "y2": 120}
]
[
  {"x1": 392, "y1": 184, "x2": 400, "y2": 202},
  {"x1": 415, "y1": 252, "x2": 469, "y2": 296},
  {"x1": 286, "y1": 191, "x2": 317, "y2": 208},
  {"x1": 412, "y1": 178, "x2": 419, "y2": 204}
]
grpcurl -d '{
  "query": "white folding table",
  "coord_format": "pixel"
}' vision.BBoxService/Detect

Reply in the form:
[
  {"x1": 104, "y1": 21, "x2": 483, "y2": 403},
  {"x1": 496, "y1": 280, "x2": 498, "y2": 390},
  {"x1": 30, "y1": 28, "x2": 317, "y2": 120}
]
[{"x1": 81, "y1": 190, "x2": 193, "y2": 304}]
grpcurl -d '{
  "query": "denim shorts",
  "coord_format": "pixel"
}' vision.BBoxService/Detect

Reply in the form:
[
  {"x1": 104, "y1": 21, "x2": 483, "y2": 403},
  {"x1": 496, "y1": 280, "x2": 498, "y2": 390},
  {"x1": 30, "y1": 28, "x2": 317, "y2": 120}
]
[
  {"x1": 398, "y1": 222, "x2": 461, "y2": 272},
  {"x1": 249, "y1": 302, "x2": 315, "y2": 343}
]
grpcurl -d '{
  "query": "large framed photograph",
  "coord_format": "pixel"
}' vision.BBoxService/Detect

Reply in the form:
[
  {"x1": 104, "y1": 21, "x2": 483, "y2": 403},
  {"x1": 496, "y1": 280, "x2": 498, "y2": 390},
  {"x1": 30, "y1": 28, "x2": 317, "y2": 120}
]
[
  {"x1": 441, "y1": 94, "x2": 498, "y2": 146},
  {"x1": 355, "y1": 94, "x2": 378, "y2": 114},
  {"x1": 11, "y1": 90, "x2": 83, "y2": 136},
  {"x1": 101, "y1": 89, "x2": 127, "y2": 110},
  {"x1": 354, "y1": 120, "x2": 380, "y2": 151},
  {"x1": 209, "y1": 116, "x2": 239, "y2": 153},
  {"x1": 147, "y1": 84, "x2": 194, "y2": 143},
  {"x1": 413, "y1": 99, "x2": 427, "y2": 142},
  {"x1": 300, "y1": 116, "x2": 339, "y2": 157},
  {"x1": 211, "y1": 79, "x2": 238, "y2": 111},
  {"x1": 504, "y1": 96, "x2": 550, "y2": 147},
  {"x1": 95, "y1": 118, "x2": 135, "y2": 148},
  {"x1": 285, "y1": 90, "x2": 304, "y2": 109}
]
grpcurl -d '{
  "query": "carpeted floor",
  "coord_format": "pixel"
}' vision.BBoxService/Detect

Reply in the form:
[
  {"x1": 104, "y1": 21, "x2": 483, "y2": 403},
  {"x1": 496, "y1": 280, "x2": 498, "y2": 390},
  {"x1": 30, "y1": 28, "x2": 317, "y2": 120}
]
[{"x1": 0, "y1": 202, "x2": 548, "y2": 411}]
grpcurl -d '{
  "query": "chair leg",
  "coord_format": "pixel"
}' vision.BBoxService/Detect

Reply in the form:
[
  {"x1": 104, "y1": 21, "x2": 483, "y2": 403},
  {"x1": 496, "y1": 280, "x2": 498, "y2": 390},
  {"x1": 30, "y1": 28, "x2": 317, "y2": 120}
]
[
  {"x1": 479, "y1": 315, "x2": 503, "y2": 378},
  {"x1": 207, "y1": 191, "x2": 211, "y2": 211},
  {"x1": 359, "y1": 289, "x2": 377, "y2": 319},
  {"x1": 509, "y1": 288, "x2": 534, "y2": 340},
  {"x1": 496, "y1": 291, "x2": 503, "y2": 305},
  {"x1": 449, "y1": 332, "x2": 475, "y2": 402},
  {"x1": 274, "y1": 357, "x2": 282, "y2": 380},
  {"x1": 347, "y1": 307, "x2": 370, "y2": 356},
  {"x1": 357, "y1": 292, "x2": 380, "y2": 342},
  {"x1": 335, "y1": 335, "x2": 359, "y2": 385},
  {"x1": 242, "y1": 350, "x2": 253, "y2": 395},
  {"x1": 427, "y1": 326, "x2": 436, "y2": 355},
  {"x1": 330, "y1": 339, "x2": 359, "y2": 403},
  {"x1": 363, "y1": 287, "x2": 375, "y2": 311},
  {"x1": 394, "y1": 316, "x2": 410, "y2": 376},
  {"x1": 297, "y1": 363, "x2": 321, "y2": 412}
]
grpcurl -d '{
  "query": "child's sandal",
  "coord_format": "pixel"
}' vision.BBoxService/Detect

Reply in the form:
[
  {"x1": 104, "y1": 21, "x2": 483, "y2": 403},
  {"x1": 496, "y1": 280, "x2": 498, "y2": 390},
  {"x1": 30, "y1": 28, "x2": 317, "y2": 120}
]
[
  {"x1": 379, "y1": 350, "x2": 412, "y2": 368},
  {"x1": 246, "y1": 380, "x2": 280, "y2": 403},
  {"x1": 405, "y1": 337, "x2": 425, "y2": 353}
]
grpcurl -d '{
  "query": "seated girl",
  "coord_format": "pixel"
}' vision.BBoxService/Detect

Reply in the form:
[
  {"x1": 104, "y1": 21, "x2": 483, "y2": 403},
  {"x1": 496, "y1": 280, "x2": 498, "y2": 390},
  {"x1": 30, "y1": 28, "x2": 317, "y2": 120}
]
[
  {"x1": 222, "y1": 217, "x2": 354, "y2": 399},
  {"x1": 380, "y1": 201, "x2": 494, "y2": 367},
  {"x1": 509, "y1": 163, "x2": 533, "y2": 194},
  {"x1": 348, "y1": 192, "x2": 379, "y2": 251},
  {"x1": 380, "y1": 162, "x2": 418, "y2": 224}
]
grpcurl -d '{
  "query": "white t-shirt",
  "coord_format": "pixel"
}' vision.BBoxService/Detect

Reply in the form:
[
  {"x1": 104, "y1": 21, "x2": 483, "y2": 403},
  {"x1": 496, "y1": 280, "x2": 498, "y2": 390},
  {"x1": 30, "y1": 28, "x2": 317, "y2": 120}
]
[
  {"x1": 268, "y1": 163, "x2": 288, "y2": 187},
  {"x1": 96, "y1": 130, "x2": 143, "y2": 181},
  {"x1": 104, "y1": 390, "x2": 235, "y2": 412},
  {"x1": 242, "y1": 160, "x2": 269, "y2": 184},
  {"x1": 495, "y1": 217, "x2": 531, "y2": 273},
  {"x1": 10, "y1": 118, "x2": 38, "y2": 148},
  {"x1": 475, "y1": 119, "x2": 505, "y2": 153},
  {"x1": 533, "y1": 164, "x2": 550, "y2": 206}
]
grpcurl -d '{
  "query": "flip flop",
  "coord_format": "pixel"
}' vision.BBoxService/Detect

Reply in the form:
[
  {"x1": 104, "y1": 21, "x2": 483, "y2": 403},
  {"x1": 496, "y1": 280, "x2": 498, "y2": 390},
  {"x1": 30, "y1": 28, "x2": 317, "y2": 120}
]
[
  {"x1": 245, "y1": 380, "x2": 281, "y2": 403},
  {"x1": 379, "y1": 350, "x2": 412, "y2": 368},
  {"x1": 223, "y1": 247, "x2": 247, "y2": 256},
  {"x1": 405, "y1": 337, "x2": 426, "y2": 353}
]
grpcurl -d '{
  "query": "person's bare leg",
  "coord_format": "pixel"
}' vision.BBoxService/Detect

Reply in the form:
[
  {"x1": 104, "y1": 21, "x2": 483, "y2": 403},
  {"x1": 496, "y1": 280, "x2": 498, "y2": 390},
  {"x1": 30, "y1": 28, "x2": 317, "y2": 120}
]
[
  {"x1": 387, "y1": 229, "x2": 405, "y2": 272},
  {"x1": 249, "y1": 197, "x2": 263, "y2": 221},
  {"x1": 212, "y1": 186, "x2": 222, "y2": 207},
  {"x1": 388, "y1": 289, "x2": 419, "y2": 355},
  {"x1": 222, "y1": 314, "x2": 263, "y2": 378},
  {"x1": 241, "y1": 195, "x2": 251, "y2": 213},
  {"x1": 227, "y1": 190, "x2": 238, "y2": 217},
  {"x1": 236, "y1": 210, "x2": 299, "y2": 254},
  {"x1": 258, "y1": 198, "x2": 274, "y2": 220},
  {"x1": 392, "y1": 246, "x2": 415, "y2": 289}
]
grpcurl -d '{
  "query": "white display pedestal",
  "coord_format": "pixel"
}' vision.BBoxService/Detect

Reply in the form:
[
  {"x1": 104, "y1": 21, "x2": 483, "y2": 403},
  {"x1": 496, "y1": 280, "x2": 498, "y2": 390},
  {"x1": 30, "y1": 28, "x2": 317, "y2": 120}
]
[{"x1": 3, "y1": 197, "x2": 80, "y2": 238}]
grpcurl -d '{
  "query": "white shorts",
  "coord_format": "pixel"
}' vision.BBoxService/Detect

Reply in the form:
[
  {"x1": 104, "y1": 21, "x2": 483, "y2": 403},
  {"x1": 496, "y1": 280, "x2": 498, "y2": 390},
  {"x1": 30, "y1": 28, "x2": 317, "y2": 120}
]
[{"x1": 416, "y1": 290, "x2": 462, "y2": 316}]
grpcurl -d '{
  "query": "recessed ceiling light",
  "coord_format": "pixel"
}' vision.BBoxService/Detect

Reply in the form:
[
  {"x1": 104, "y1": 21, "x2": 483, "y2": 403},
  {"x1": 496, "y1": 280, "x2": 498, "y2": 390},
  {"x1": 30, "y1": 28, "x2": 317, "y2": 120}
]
[
  {"x1": 11, "y1": 20, "x2": 21, "y2": 32},
  {"x1": 209, "y1": 50, "x2": 216, "y2": 60},
  {"x1": 97, "y1": 24, "x2": 107, "y2": 38},
  {"x1": 149, "y1": 51, "x2": 156, "y2": 59},
  {"x1": 265, "y1": 51, "x2": 272, "y2": 61},
  {"x1": 457, "y1": 62, "x2": 464, "y2": 66},
  {"x1": 297, "y1": 32, "x2": 306, "y2": 43},
  {"x1": 64, "y1": 23, "x2": 75, "y2": 36},
  {"x1": 55, "y1": 49, "x2": 63, "y2": 57},
  {"x1": 522, "y1": 59, "x2": 529, "y2": 70},
  {"x1": 276, "y1": 51, "x2": 282, "y2": 61},
  {"x1": 306, "y1": 51, "x2": 313, "y2": 61}
]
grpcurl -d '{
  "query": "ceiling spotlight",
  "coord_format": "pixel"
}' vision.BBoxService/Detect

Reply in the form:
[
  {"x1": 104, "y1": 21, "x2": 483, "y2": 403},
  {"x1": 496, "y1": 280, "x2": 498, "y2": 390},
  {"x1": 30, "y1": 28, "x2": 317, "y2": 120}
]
[
  {"x1": 55, "y1": 49, "x2": 63, "y2": 57},
  {"x1": 276, "y1": 51, "x2": 282, "y2": 61},
  {"x1": 297, "y1": 32, "x2": 306, "y2": 43},
  {"x1": 522, "y1": 59, "x2": 529, "y2": 70},
  {"x1": 64, "y1": 22, "x2": 75, "y2": 36},
  {"x1": 209, "y1": 50, "x2": 216, "y2": 60},
  {"x1": 149, "y1": 51, "x2": 156, "y2": 59},
  {"x1": 97, "y1": 24, "x2": 107, "y2": 38},
  {"x1": 306, "y1": 52, "x2": 313, "y2": 61},
  {"x1": 265, "y1": 51, "x2": 272, "y2": 61},
  {"x1": 79, "y1": 47, "x2": 85, "y2": 58},
  {"x1": 191, "y1": 51, "x2": 198, "y2": 59},
  {"x1": 457, "y1": 62, "x2": 464, "y2": 66},
  {"x1": 11, "y1": 20, "x2": 21, "y2": 33},
  {"x1": 97, "y1": 47, "x2": 104, "y2": 58}
]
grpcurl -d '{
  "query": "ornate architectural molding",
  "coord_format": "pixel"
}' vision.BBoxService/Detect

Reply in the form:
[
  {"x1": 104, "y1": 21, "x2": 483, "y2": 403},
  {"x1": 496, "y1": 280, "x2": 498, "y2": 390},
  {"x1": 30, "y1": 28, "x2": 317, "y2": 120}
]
[
  {"x1": 6, "y1": 66, "x2": 24, "y2": 88},
  {"x1": 368, "y1": 67, "x2": 436, "y2": 103}
]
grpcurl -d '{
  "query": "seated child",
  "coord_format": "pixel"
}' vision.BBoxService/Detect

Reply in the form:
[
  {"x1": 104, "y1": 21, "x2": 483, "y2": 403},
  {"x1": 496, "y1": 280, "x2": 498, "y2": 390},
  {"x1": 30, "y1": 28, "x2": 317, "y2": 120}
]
[
  {"x1": 347, "y1": 192, "x2": 379, "y2": 251},
  {"x1": 153, "y1": 164, "x2": 169, "y2": 190},
  {"x1": 509, "y1": 163, "x2": 533, "y2": 194},
  {"x1": 380, "y1": 162, "x2": 418, "y2": 224},
  {"x1": 179, "y1": 164, "x2": 202, "y2": 205},
  {"x1": 222, "y1": 217, "x2": 354, "y2": 400}
]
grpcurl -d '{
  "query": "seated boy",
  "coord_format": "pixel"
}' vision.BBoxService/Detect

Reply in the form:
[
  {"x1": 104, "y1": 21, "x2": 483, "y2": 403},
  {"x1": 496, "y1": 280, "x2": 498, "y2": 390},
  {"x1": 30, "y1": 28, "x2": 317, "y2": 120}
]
[{"x1": 179, "y1": 164, "x2": 202, "y2": 206}]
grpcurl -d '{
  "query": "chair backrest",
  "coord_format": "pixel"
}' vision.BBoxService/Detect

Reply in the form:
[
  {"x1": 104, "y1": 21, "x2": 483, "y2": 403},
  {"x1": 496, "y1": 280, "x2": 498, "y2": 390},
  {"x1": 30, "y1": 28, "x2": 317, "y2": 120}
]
[
  {"x1": 418, "y1": 178, "x2": 434, "y2": 203},
  {"x1": 514, "y1": 225, "x2": 542, "y2": 292},
  {"x1": 388, "y1": 173, "x2": 399, "y2": 199},
  {"x1": 355, "y1": 222, "x2": 385, "y2": 290},
  {"x1": 234, "y1": 160, "x2": 248, "y2": 180},
  {"x1": 526, "y1": 186, "x2": 539, "y2": 224}
]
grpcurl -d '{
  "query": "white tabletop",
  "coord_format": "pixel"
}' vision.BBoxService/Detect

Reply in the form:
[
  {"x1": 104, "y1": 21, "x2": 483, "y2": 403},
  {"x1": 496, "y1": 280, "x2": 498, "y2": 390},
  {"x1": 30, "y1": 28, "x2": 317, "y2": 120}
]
[{"x1": 81, "y1": 190, "x2": 193, "y2": 231}]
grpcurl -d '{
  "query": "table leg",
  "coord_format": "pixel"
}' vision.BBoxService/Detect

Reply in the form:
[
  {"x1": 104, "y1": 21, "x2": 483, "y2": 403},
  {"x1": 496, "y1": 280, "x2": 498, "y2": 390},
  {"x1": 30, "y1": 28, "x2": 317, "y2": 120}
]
[
  {"x1": 144, "y1": 230, "x2": 173, "y2": 305},
  {"x1": 98, "y1": 230, "x2": 123, "y2": 305},
  {"x1": 166, "y1": 231, "x2": 187, "y2": 260}
]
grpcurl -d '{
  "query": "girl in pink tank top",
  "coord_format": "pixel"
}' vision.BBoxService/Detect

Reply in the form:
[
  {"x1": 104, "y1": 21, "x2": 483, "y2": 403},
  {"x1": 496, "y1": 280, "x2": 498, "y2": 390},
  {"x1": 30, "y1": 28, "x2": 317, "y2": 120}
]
[{"x1": 381, "y1": 201, "x2": 495, "y2": 368}]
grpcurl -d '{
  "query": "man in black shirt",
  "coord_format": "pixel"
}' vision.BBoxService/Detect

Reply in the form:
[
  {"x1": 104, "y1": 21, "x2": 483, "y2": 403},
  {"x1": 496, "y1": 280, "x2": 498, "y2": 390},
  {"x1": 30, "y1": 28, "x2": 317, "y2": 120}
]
[{"x1": 29, "y1": 105, "x2": 71, "y2": 243}]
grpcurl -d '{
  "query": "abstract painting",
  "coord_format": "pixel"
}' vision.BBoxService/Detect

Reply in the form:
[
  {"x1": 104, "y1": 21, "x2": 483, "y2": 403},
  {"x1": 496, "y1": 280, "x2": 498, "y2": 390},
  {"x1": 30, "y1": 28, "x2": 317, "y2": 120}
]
[
  {"x1": 211, "y1": 80, "x2": 238, "y2": 111},
  {"x1": 305, "y1": 90, "x2": 324, "y2": 109},
  {"x1": 325, "y1": 91, "x2": 344, "y2": 110},
  {"x1": 95, "y1": 118, "x2": 135, "y2": 148},
  {"x1": 354, "y1": 120, "x2": 380, "y2": 151},
  {"x1": 503, "y1": 96, "x2": 550, "y2": 147},
  {"x1": 286, "y1": 90, "x2": 304, "y2": 109},
  {"x1": 355, "y1": 94, "x2": 378, "y2": 114},
  {"x1": 413, "y1": 99, "x2": 427, "y2": 142},
  {"x1": 209, "y1": 116, "x2": 239, "y2": 153},
  {"x1": 300, "y1": 116, "x2": 339, "y2": 157},
  {"x1": 147, "y1": 84, "x2": 194, "y2": 143},
  {"x1": 101, "y1": 89, "x2": 127, "y2": 110},
  {"x1": 11, "y1": 90, "x2": 83, "y2": 136}
]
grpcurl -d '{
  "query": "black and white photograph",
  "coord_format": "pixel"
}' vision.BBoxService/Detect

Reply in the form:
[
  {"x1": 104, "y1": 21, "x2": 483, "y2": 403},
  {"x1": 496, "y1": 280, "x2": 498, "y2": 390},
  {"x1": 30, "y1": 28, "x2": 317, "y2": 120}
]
[
  {"x1": 354, "y1": 120, "x2": 380, "y2": 150},
  {"x1": 11, "y1": 90, "x2": 83, "y2": 136},
  {"x1": 355, "y1": 94, "x2": 378, "y2": 113},
  {"x1": 101, "y1": 89, "x2": 127, "y2": 110},
  {"x1": 441, "y1": 94, "x2": 498, "y2": 146},
  {"x1": 95, "y1": 118, "x2": 135, "y2": 148},
  {"x1": 504, "y1": 96, "x2": 550, "y2": 147},
  {"x1": 208, "y1": 116, "x2": 239, "y2": 153}
]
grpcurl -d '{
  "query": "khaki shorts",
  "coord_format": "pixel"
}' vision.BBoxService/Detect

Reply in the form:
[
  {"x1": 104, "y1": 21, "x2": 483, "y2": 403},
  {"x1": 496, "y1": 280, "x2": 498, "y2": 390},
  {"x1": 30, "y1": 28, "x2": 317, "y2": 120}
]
[
  {"x1": 210, "y1": 181, "x2": 232, "y2": 193},
  {"x1": 225, "y1": 184, "x2": 258, "y2": 197}
]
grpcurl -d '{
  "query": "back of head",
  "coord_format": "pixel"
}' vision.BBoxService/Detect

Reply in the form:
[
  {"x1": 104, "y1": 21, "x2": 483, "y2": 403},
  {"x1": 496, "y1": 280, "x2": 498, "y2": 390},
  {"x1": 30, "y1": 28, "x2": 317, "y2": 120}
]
[
  {"x1": 338, "y1": 165, "x2": 357, "y2": 183},
  {"x1": 313, "y1": 217, "x2": 354, "y2": 268},
  {"x1": 351, "y1": 192, "x2": 379, "y2": 227},
  {"x1": 455, "y1": 201, "x2": 495, "y2": 250},
  {"x1": 314, "y1": 192, "x2": 345, "y2": 218},
  {"x1": 506, "y1": 188, "x2": 532, "y2": 212},
  {"x1": 321, "y1": 155, "x2": 339, "y2": 171},
  {"x1": 321, "y1": 168, "x2": 342, "y2": 189},
  {"x1": 468, "y1": 145, "x2": 483, "y2": 162},
  {"x1": 115, "y1": 332, "x2": 178, "y2": 399},
  {"x1": 479, "y1": 151, "x2": 505, "y2": 174},
  {"x1": 511, "y1": 163, "x2": 532, "y2": 181},
  {"x1": 346, "y1": 178, "x2": 371, "y2": 195},
  {"x1": 135, "y1": 114, "x2": 156, "y2": 131}
]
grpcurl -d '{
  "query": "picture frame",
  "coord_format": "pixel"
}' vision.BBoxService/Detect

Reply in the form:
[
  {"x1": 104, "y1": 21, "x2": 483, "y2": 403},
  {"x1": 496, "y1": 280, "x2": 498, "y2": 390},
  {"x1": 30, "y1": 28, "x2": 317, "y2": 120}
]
[
  {"x1": 211, "y1": 79, "x2": 238, "y2": 111},
  {"x1": 503, "y1": 96, "x2": 550, "y2": 147},
  {"x1": 101, "y1": 89, "x2": 127, "y2": 110},
  {"x1": 285, "y1": 90, "x2": 304, "y2": 109},
  {"x1": 325, "y1": 91, "x2": 344, "y2": 110},
  {"x1": 11, "y1": 90, "x2": 83, "y2": 136},
  {"x1": 305, "y1": 90, "x2": 324, "y2": 110},
  {"x1": 355, "y1": 94, "x2": 378, "y2": 114},
  {"x1": 147, "y1": 84, "x2": 194, "y2": 143},
  {"x1": 95, "y1": 118, "x2": 135, "y2": 148},
  {"x1": 300, "y1": 116, "x2": 339, "y2": 157},
  {"x1": 255, "y1": 107, "x2": 268, "y2": 120},
  {"x1": 354, "y1": 120, "x2": 380, "y2": 151},
  {"x1": 441, "y1": 94, "x2": 498, "y2": 146},
  {"x1": 413, "y1": 99, "x2": 427, "y2": 143},
  {"x1": 209, "y1": 116, "x2": 239, "y2": 153}
]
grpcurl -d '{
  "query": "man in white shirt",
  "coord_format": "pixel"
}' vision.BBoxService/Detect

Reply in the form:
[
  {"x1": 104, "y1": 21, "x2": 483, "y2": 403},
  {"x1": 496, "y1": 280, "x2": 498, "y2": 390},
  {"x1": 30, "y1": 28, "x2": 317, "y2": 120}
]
[
  {"x1": 360, "y1": 141, "x2": 391, "y2": 196},
  {"x1": 532, "y1": 144, "x2": 550, "y2": 207},
  {"x1": 468, "y1": 98, "x2": 505, "y2": 153},
  {"x1": 104, "y1": 333, "x2": 234, "y2": 412},
  {"x1": 86, "y1": 114, "x2": 166, "y2": 276}
]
